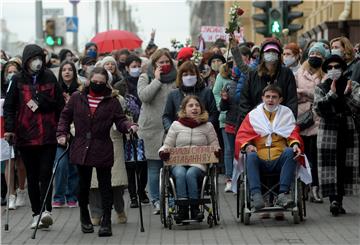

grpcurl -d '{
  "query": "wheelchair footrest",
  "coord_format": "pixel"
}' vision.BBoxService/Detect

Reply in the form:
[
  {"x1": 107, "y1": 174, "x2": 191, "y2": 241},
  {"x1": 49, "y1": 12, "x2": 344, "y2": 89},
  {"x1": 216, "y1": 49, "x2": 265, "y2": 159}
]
[{"x1": 175, "y1": 198, "x2": 211, "y2": 206}]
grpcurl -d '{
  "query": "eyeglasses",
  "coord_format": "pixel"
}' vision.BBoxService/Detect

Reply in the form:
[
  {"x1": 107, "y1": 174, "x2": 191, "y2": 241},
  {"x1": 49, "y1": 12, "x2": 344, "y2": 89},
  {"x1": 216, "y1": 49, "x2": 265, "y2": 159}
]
[{"x1": 327, "y1": 64, "x2": 341, "y2": 70}]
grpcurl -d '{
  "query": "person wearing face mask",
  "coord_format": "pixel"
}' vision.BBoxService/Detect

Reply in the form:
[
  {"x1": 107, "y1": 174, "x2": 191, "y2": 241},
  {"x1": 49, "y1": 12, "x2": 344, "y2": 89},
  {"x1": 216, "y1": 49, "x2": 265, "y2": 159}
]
[
  {"x1": 3, "y1": 44, "x2": 65, "y2": 230},
  {"x1": 112, "y1": 49, "x2": 131, "y2": 77},
  {"x1": 283, "y1": 43, "x2": 301, "y2": 76},
  {"x1": 100, "y1": 56, "x2": 123, "y2": 85},
  {"x1": 162, "y1": 61, "x2": 218, "y2": 133},
  {"x1": 1, "y1": 60, "x2": 21, "y2": 97},
  {"x1": 137, "y1": 49, "x2": 177, "y2": 215},
  {"x1": 314, "y1": 54, "x2": 360, "y2": 217},
  {"x1": 83, "y1": 42, "x2": 98, "y2": 60},
  {"x1": 207, "y1": 53, "x2": 226, "y2": 89},
  {"x1": 295, "y1": 42, "x2": 327, "y2": 203},
  {"x1": 236, "y1": 38, "x2": 298, "y2": 129},
  {"x1": 78, "y1": 56, "x2": 96, "y2": 85},
  {"x1": 57, "y1": 67, "x2": 138, "y2": 236}
]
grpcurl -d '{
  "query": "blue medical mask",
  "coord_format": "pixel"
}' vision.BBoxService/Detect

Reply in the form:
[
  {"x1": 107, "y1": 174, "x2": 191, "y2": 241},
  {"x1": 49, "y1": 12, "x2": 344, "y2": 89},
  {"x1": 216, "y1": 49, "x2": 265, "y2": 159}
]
[
  {"x1": 87, "y1": 49, "x2": 97, "y2": 59},
  {"x1": 129, "y1": 67, "x2": 141, "y2": 78}
]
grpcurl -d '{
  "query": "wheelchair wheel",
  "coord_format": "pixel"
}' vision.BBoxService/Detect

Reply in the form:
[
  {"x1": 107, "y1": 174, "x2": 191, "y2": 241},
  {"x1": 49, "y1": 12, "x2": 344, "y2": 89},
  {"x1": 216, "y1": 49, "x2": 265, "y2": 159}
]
[
  {"x1": 244, "y1": 213, "x2": 251, "y2": 225},
  {"x1": 297, "y1": 180, "x2": 304, "y2": 222},
  {"x1": 160, "y1": 167, "x2": 168, "y2": 228},
  {"x1": 210, "y1": 166, "x2": 219, "y2": 225},
  {"x1": 239, "y1": 180, "x2": 245, "y2": 223}
]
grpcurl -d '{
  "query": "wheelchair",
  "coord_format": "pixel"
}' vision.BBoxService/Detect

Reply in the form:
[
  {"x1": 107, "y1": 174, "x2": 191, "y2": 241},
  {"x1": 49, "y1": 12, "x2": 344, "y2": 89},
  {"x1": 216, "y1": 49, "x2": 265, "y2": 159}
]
[
  {"x1": 236, "y1": 153, "x2": 307, "y2": 225},
  {"x1": 159, "y1": 163, "x2": 219, "y2": 229}
]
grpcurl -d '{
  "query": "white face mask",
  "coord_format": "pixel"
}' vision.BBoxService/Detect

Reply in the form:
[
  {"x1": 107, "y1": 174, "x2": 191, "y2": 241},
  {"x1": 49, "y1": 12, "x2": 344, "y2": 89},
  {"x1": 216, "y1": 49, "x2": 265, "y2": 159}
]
[
  {"x1": 29, "y1": 58, "x2": 42, "y2": 73},
  {"x1": 263, "y1": 52, "x2": 279, "y2": 63},
  {"x1": 263, "y1": 104, "x2": 279, "y2": 113},
  {"x1": 327, "y1": 68, "x2": 342, "y2": 80},
  {"x1": 129, "y1": 67, "x2": 141, "y2": 78},
  {"x1": 6, "y1": 73, "x2": 16, "y2": 84},
  {"x1": 331, "y1": 49, "x2": 343, "y2": 58},
  {"x1": 182, "y1": 75, "x2": 197, "y2": 87},
  {"x1": 283, "y1": 56, "x2": 296, "y2": 67}
]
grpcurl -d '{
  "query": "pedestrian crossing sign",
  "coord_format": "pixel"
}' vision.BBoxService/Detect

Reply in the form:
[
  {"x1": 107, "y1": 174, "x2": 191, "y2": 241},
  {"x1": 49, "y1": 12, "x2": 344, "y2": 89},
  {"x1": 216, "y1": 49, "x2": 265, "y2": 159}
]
[{"x1": 66, "y1": 17, "x2": 78, "y2": 32}]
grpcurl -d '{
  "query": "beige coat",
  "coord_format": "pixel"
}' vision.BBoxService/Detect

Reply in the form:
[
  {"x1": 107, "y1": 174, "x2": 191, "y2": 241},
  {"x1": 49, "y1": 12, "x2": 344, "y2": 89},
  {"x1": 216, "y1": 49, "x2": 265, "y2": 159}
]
[
  {"x1": 159, "y1": 121, "x2": 220, "y2": 172},
  {"x1": 91, "y1": 96, "x2": 128, "y2": 188},
  {"x1": 295, "y1": 65, "x2": 323, "y2": 136}
]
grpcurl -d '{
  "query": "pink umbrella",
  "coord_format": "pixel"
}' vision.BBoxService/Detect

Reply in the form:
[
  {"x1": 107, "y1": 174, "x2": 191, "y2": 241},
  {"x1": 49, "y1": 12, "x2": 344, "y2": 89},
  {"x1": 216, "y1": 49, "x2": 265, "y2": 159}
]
[{"x1": 91, "y1": 30, "x2": 143, "y2": 53}]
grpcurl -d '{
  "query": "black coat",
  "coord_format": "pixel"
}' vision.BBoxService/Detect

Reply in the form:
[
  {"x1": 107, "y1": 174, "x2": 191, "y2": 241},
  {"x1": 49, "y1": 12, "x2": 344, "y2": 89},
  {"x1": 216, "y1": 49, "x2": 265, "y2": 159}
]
[{"x1": 237, "y1": 66, "x2": 298, "y2": 128}]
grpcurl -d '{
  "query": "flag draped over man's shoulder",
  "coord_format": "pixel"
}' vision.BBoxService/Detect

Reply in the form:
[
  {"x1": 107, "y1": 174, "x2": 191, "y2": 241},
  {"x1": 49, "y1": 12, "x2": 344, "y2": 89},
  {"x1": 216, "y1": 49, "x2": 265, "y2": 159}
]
[
  {"x1": 1, "y1": 98, "x2": 14, "y2": 161},
  {"x1": 231, "y1": 103, "x2": 312, "y2": 192}
]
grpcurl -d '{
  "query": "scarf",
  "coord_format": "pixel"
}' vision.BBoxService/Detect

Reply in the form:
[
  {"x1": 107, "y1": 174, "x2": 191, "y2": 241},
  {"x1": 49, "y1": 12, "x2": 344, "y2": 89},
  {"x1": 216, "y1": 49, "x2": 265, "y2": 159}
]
[
  {"x1": 147, "y1": 63, "x2": 177, "y2": 84},
  {"x1": 178, "y1": 117, "x2": 206, "y2": 128}
]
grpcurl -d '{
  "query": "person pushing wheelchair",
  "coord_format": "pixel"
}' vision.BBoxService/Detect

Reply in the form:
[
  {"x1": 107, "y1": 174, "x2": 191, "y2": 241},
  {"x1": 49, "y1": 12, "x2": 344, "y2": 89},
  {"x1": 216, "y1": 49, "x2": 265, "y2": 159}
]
[{"x1": 235, "y1": 84, "x2": 304, "y2": 211}]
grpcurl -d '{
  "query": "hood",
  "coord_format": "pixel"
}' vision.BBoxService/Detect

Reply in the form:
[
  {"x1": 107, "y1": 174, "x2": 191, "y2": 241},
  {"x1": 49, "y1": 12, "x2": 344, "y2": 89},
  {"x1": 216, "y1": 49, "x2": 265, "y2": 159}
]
[{"x1": 22, "y1": 44, "x2": 46, "y2": 74}]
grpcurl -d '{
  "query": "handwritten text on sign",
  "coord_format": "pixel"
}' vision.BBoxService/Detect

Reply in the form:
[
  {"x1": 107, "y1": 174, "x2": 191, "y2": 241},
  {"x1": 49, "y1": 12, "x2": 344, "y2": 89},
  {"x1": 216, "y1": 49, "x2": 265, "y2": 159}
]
[
  {"x1": 165, "y1": 146, "x2": 218, "y2": 165},
  {"x1": 200, "y1": 26, "x2": 244, "y2": 43}
]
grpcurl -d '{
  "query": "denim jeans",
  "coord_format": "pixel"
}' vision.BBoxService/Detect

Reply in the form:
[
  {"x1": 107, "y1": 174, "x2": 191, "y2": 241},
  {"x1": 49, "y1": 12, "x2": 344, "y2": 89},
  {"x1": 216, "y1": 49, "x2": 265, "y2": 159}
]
[
  {"x1": 171, "y1": 166, "x2": 205, "y2": 199},
  {"x1": 147, "y1": 159, "x2": 163, "y2": 204},
  {"x1": 53, "y1": 146, "x2": 79, "y2": 203},
  {"x1": 222, "y1": 129, "x2": 235, "y2": 179},
  {"x1": 246, "y1": 147, "x2": 296, "y2": 195}
]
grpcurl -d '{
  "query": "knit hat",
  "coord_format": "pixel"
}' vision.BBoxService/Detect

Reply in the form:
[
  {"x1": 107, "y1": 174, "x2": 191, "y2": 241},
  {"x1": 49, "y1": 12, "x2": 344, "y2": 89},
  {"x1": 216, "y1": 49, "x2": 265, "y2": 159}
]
[
  {"x1": 177, "y1": 47, "x2": 194, "y2": 61},
  {"x1": 308, "y1": 42, "x2": 326, "y2": 58},
  {"x1": 85, "y1": 42, "x2": 97, "y2": 50},
  {"x1": 101, "y1": 56, "x2": 117, "y2": 66},
  {"x1": 207, "y1": 53, "x2": 226, "y2": 66}
]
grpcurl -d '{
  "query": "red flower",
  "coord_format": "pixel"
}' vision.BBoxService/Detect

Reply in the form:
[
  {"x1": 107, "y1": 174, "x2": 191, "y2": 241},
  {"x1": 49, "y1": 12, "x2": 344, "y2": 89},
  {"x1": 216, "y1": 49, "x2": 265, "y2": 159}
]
[{"x1": 236, "y1": 8, "x2": 244, "y2": 16}]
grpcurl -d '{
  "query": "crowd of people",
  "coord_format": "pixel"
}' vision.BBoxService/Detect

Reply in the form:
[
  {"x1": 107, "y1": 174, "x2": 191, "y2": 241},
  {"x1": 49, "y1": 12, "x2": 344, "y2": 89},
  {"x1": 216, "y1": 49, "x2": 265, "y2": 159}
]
[{"x1": 1, "y1": 30, "x2": 359, "y2": 236}]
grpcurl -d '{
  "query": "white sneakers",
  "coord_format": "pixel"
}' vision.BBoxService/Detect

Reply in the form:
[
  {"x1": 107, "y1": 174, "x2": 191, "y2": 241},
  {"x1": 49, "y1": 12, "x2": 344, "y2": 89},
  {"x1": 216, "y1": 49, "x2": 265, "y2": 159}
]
[
  {"x1": 224, "y1": 181, "x2": 232, "y2": 193},
  {"x1": 30, "y1": 211, "x2": 53, "y2": 229},
  {"x1": 153, "y1": 201, "x2": 160, "y2": 215},
  {"x1": 15, "y1": 189, "x2": 26, "y2": 207},
  {"x1": 8, "y1": 194, "x2": 16, "y2": 210}
]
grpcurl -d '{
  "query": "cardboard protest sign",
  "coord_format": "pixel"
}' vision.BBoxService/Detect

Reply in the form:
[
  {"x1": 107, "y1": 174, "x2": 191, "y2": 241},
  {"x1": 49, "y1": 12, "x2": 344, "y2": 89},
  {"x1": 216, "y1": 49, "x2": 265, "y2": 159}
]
[
  {"x1": 165, "y1": 146, "x2": 218, "y2": 165},
  {"x1": 200, "y1": 26, "x2": 244, "y2": 43}
]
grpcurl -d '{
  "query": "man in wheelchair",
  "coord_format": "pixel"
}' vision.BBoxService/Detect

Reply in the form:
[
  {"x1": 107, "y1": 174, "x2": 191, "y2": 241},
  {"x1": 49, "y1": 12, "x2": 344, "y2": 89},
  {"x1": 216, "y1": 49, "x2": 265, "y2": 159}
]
[{"x1": 235, "y1": 85, "x2": 302, "y2": 211}]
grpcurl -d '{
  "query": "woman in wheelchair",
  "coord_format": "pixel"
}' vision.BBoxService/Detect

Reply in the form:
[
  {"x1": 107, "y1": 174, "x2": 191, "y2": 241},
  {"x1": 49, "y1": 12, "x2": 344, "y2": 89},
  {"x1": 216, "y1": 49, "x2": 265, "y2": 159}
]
[{"x1": 159, "y1": 95, "x2": 220, "y2": 222}]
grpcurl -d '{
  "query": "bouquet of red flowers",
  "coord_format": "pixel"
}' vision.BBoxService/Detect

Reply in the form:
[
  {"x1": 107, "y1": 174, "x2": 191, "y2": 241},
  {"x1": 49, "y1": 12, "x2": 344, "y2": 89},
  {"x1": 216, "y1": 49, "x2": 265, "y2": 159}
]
[{"x1": 225, "y1": 2, "x2": 244, "y2": 34}]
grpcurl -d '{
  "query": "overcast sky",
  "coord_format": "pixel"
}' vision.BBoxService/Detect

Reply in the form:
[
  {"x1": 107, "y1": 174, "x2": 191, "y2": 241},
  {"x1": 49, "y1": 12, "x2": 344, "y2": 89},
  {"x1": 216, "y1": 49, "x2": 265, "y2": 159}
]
[{"x1": 1, "y1": 0, "x2": 190, "y2": 52}]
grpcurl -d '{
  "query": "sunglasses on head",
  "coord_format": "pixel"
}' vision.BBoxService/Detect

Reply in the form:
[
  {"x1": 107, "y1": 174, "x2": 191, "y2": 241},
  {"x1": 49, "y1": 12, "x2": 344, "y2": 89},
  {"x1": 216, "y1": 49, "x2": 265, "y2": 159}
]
[{"x1": 327, "y1": 64, "x2": 341, "y2": 70}]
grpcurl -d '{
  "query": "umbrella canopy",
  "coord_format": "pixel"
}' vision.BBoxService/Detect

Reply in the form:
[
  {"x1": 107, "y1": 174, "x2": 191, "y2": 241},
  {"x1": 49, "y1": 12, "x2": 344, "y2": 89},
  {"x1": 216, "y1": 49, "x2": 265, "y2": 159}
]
[{"x1": 90, "y1": 30, "x2": 143, "y2": 53}]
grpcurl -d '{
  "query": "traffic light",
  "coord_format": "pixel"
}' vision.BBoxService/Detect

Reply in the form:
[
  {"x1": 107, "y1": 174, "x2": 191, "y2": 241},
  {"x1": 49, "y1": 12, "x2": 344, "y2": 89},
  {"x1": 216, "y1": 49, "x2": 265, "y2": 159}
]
[
  {"x1": 269, "y1": 8, "x2": 282, "y2": 36},
  {"x1": 45, "y1": 19, "x2": 56, "y2": 46},
  {"x1": 282, "y1": 0, "x2": 304, "y2": 34},
  {"x1": 252, "y1": 1, "x2": 272, "y2": 37},
  {"x1": 55, "y1": 36, "x2": 64, "y2": 46}
]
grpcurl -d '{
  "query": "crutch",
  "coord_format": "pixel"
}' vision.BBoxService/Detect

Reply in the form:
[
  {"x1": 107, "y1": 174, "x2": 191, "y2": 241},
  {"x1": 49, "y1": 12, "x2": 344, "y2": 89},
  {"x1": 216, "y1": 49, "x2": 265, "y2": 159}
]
[
  {"x1": 31, "y1": 143, "x2": 69, "y2": 239},
  {"x1": 4, "y1": 142, "x2": 13, "y2": 231},
  {"x1": 130, "y1": 132, "x2": 145, "y2": 232}
]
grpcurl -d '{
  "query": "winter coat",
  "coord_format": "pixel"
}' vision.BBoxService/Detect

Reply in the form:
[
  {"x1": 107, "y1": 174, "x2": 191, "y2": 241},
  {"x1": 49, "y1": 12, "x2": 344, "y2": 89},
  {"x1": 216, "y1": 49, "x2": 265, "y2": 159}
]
[
  {"x1": 91, "y1": 96, "x2": 128, "y2": 188},
  {"x1": 295, "y1": 65, "x2": 322, "y2": 136},
  {"x1": 237, "y1": 66, "x2": 298, "y2": 128},
  {"x1": 212, "y1": 73, "x2": 231, "y2": 128},
  {"x1": 56, "y1": 87, "x2": 132, "y2": 167},
  {"x1": 159, "y1": 114, "x2": 220, "y2": 172},
  {"x1": 162, "y1": 84, "x2": 218, "y2": 131},
  {"x1": 3, "y1": 44, "x2": 65, "y2": 146},
  {"x1": 313, "y1": 78, "x2": 360, "y2": 197},
  {"x1": 137, "y1": 73, "x2": 177, "y2": 160},
  {"x1": 219, "y1": 80, "x2": 240, "y2": 127}
]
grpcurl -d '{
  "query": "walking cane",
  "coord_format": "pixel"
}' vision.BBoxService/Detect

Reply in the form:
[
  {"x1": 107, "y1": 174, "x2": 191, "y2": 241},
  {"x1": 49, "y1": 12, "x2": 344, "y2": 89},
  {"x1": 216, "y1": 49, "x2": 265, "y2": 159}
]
[
  {"x1": 4, "y1": 142, "x2": 13, "y2": 231},
  {"x1": 31, "y1": 143, "x2": 69, "y2": 239},
  {"x1": 130, "y1": 132, "x2": 145, "y2": 232}
]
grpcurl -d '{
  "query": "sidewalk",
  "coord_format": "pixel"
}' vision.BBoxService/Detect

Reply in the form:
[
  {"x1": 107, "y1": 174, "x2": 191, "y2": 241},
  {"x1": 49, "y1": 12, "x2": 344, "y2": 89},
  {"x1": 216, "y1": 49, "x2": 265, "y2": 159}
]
[{"x1": 1, "y1": 176, "x2": 359, "y2": 245}]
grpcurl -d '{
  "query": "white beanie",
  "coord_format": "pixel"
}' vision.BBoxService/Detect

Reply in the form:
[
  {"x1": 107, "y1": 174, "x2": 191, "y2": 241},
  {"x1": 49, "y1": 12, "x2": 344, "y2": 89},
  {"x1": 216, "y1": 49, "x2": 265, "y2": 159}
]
[{"x1": 101, "y1": 56, "x2": 117, "y2": 66}]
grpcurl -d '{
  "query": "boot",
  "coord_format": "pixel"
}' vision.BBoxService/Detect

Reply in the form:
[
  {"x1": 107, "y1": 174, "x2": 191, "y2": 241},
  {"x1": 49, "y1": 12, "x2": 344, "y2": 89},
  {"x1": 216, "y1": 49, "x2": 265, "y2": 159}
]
[
  {"x1": 190, "y1": 205, "x2": 204, "y2": 221},
  {"x1": 98, "y1": 213, "x2": 112, "y2": 237},
  {"x1": 80, "y1": 207, "x2": 94, "y2": 233},
  {"x1": 309, "y1": 186, "x2": 323, "y2": 203},
  {"x1": 174, "y1": 205, "x2": 189, "y2": 223},
  {"x1": 330, "y1": 201, "x2": 340, "y2": 216}
]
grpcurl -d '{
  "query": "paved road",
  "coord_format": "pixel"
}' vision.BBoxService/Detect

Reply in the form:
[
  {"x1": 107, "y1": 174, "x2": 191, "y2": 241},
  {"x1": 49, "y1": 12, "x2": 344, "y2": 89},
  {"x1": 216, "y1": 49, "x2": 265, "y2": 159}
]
[{"x1": 1, "y1": 176, "x2": 359, "y2": 245}]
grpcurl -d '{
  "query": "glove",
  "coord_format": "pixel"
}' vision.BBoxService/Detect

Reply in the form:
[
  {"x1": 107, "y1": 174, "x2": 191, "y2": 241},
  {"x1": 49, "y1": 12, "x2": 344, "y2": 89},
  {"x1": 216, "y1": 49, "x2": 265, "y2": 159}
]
[
  {"x1": 4, "y1": 132, "x2": 15, "y2": 145},
  {"x1": 159, "y1": 151, "x2": 170, "y2": 161},
  {"x1": 214, "y1": 149, "x2": 222, "y2": 159}
]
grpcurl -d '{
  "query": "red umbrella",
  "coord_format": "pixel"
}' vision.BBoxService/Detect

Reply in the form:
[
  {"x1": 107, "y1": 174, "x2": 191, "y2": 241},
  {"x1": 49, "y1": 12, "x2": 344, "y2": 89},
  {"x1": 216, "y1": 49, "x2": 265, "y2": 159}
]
[{"x1": 91, "y1": 30, "x2": 143, "y2": 53}]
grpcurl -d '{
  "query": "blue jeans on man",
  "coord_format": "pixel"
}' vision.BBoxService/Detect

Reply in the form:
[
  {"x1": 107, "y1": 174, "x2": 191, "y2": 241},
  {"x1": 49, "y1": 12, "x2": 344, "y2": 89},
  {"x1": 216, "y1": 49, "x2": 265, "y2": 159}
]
[
  {"x1": 53, "y1": 146, "x2": 79, "y2": 204},
  {"x1": 247, "y1": 147, "x2": 296, "y2": 195}
]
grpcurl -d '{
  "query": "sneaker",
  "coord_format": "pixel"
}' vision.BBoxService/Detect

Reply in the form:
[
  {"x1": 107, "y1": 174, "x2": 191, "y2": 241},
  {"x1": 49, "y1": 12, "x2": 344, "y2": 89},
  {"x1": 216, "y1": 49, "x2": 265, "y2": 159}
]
[
  {"x1": 8, "y1": 194, "x2": 16, "y2": 210},
  {"x1": 224, "y1": 180, "x2": 232, "y2": 193},
  {"x1": 330, "y1": 201, "x2": 340, "y2": 216},
  {"x1": 153, "y1": 201, "x2": 160, "y2": 215},
  {"x1": 15, "y1": 189, "x2": 26, "y2": 207},
  {"x1": 67, "y1": 201, "x2": 78, "y2": 208},
  {"x1": 130, "y1": 198, "x2": 139, "y2": 208},
  {"x1": 117, "y1": 211, "x2": 127, "y2": 224},
  {"x1": 251, "y1": 193, "x2": 265, "y2": 210},
  {"x1": 30, "y1": 215, "x2": 48, "y2": 229},
  {"x1": 276, "y1": 193, "x2": 294, "y2": 209},
  {"x1": 52, "y1": 201, "x2": 66, "y2": 208},
  {"x1": 41, "y1": 211, "x2": 53, "y2": 227}
]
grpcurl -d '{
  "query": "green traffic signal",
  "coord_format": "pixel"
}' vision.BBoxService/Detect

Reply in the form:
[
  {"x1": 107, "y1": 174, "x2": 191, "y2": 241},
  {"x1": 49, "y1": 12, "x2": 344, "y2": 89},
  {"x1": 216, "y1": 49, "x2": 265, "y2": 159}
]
[
  {"x1": 45, "y1": 35, "x2": 55, "y2": 46},
  {"x1": 271, "y1": 21, "x2": 281, "y2": 33},
  {"x1": 56, "y1": 37, "x2": 63, "y2": 46}
]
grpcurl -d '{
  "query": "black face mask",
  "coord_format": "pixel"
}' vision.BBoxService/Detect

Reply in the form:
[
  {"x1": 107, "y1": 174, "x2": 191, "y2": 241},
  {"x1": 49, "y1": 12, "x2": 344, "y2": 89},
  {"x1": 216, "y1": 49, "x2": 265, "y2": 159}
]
[
  {"x1": 90, "y1": 82, "x2": 107, "y2": 93},
  {"x1": 308, "y1": 56, "x2": 323, "y2": 68},
  {"x1": 118, "y1": 62, "x2": 126, "y2": 70}
]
